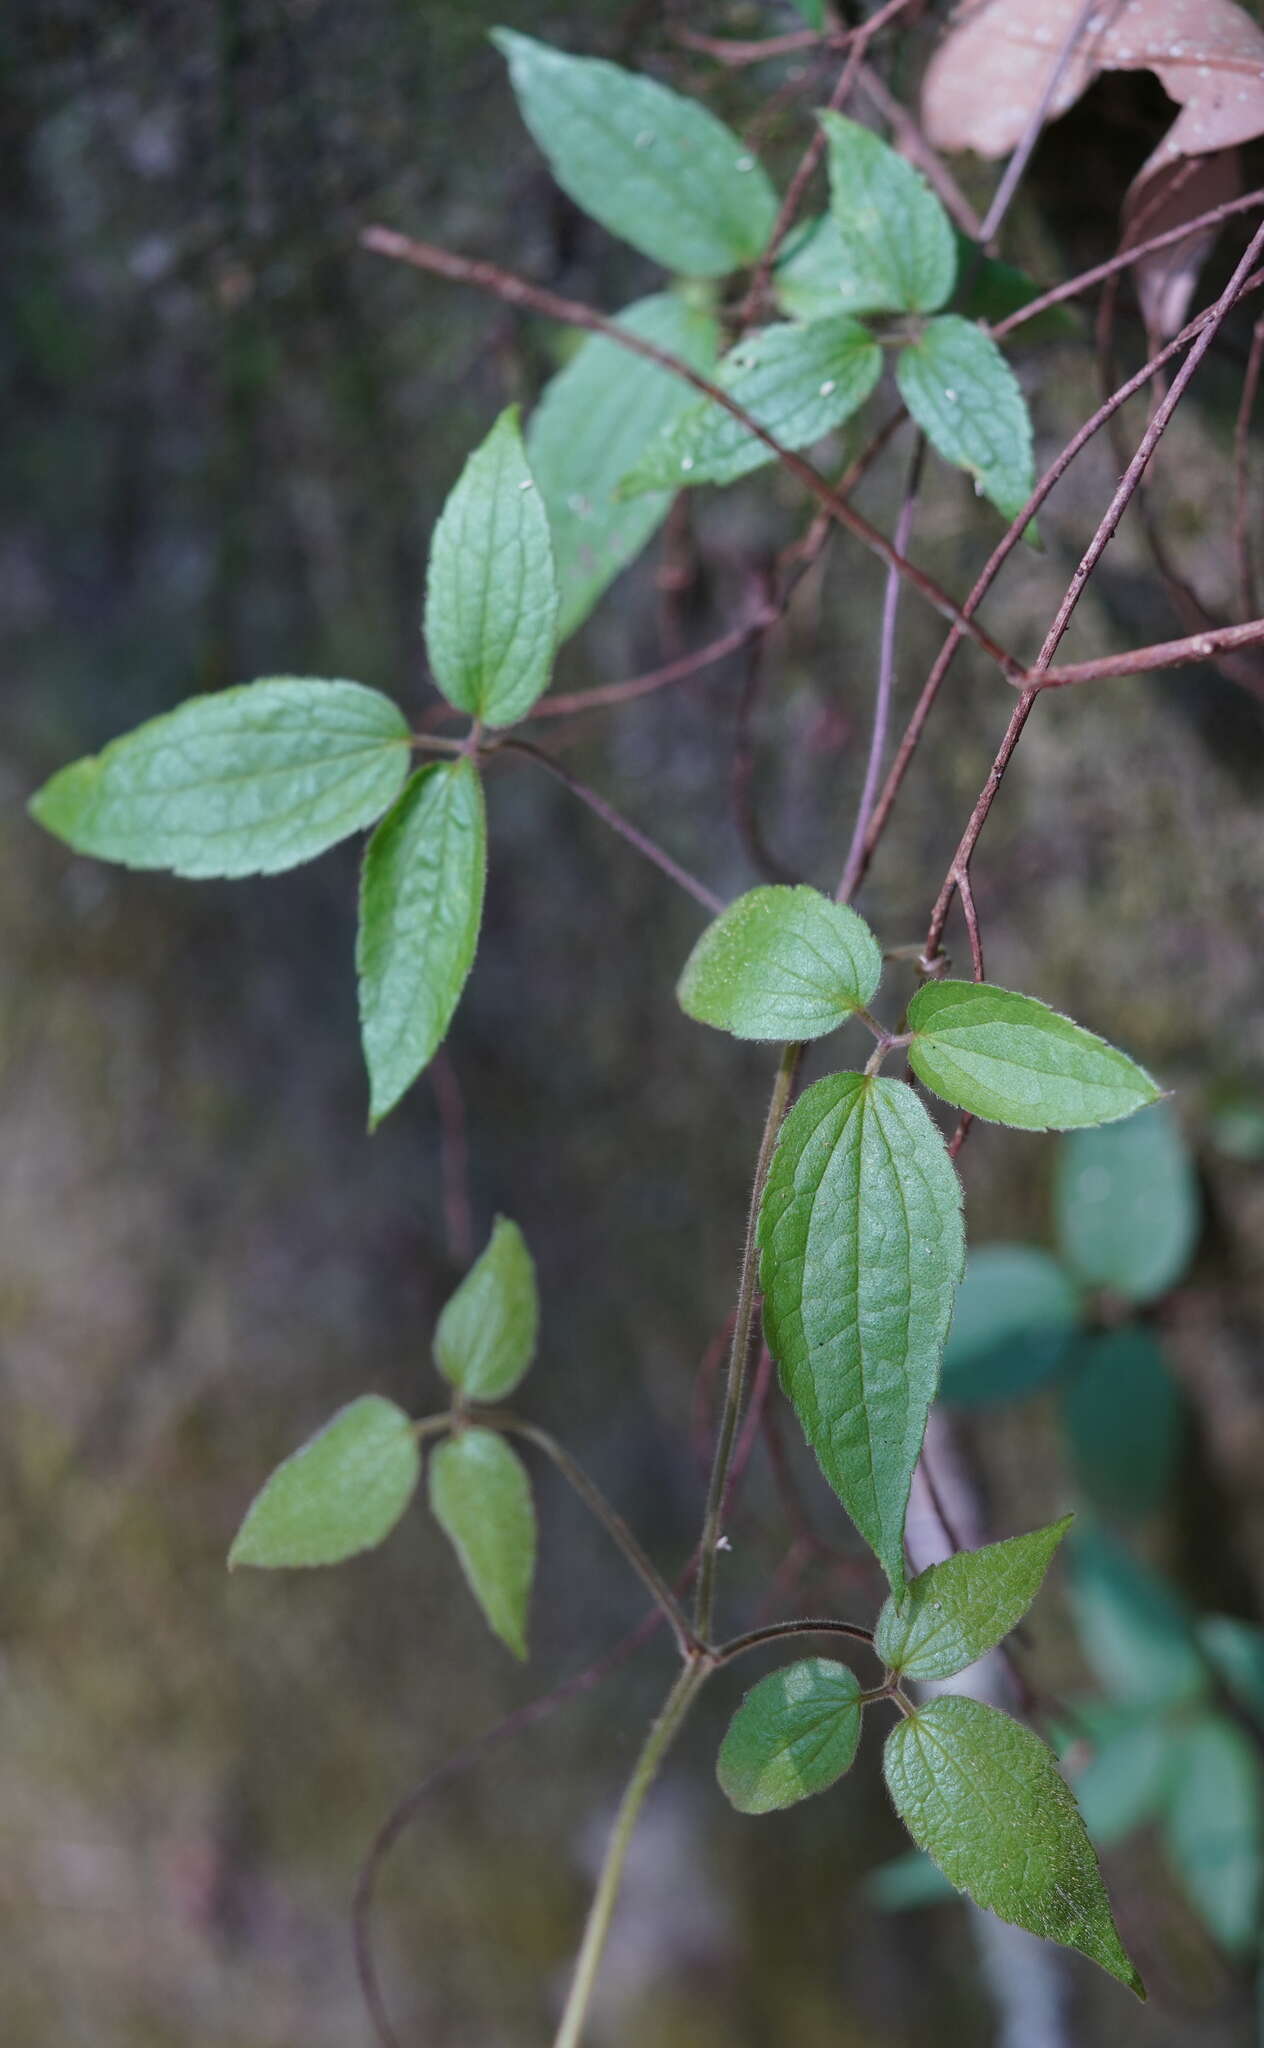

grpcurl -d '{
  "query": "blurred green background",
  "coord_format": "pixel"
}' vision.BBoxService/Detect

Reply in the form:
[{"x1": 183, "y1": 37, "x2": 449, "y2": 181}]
[{"x1": 5, "y1": 1, "x2": 1264, "y2": 2042}]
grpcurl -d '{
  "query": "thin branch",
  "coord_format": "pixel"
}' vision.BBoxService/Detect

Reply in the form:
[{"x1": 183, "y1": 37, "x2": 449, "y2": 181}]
[{"x1": 497, "y1": 737, "x2": 725, "y2": 915}]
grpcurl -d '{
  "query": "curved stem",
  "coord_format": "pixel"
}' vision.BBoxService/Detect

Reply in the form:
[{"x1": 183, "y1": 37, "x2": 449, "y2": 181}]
[
  {"x1": 694, "y1": 1041, "x2": 802, "y2": 1641},
  {"x1": 553, "y1": 1661, "x2": 708, "y2": 2048},
  {"x1": 715, "y1": 1616, "x2": 876, "y2": 1666},
  {"x1": 487, "y1": 1415, "x2": 700, "y2": 1657}
]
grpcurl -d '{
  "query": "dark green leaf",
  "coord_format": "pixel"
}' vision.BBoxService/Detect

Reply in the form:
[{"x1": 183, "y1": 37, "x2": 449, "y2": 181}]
[
  {"x1": 895, "y1": 317, "x2": 1034, "y2": 523},
  {"x1": 528, "y1": 293, "x2": 719, "y2": 641},
  {"x1": 30, "y1": 679, "x2": 411, "y2": 878},
  {"x1": 758, "y1": 1072, "x2": 964, "y2": 1591},
  {"x1": 429, "y1": 1427, "x2": 536, "y2": 1659},
  {"x1": 1062, "y1": 1329, "x2": 1182, "y2": 1520},
  {"x1": 716, "y1": 1658, "x2": 862, "y2": 1814},
  {"x1": 228, "y1": 1395, "x2": 420, "y2": 1568},
  {"x1": 492, "y1": 31, "x2": 777, "y2": 277},
  {"x1": 941, "y1": 1245, "x2": 1079, "y2": 1408},
  {"x1": 433, "y1": 1216, "x2": 538, "y2": 1403},
  {"x1": 876, "y1": 1517, "x2": 1071, "y2": 1682},
  {"x1": 1198, "y1": 1615, "x2": 1264, "y2": 1728},
  {"x1": 884, "y1": 1695, "x2": 1143, "y2": 1993},
  {"x1": 620, "y1": 317, "x2": 881, "y2": 493},
  {"x1": 907, "y1": 980, "x2": 1161, "y2": 1130},
  {"x1": 1055, "y1": 1103, "x2": 1200, "y2": 1304},
  {"x1": 1068, "y1": 1526, "x2": 1207, "y2": 1709},
  {"x1": 1163, "y1": 1716, "x2": 1264, "y2": 1953},
  {"x1": 676, "y1": 885, "x2": 881, "y2": 1041},
  {"x1": 423, "y1": 406, "x2": 557, "y2": 727},
  {"x1": 357, "y1": 759, "x2": 486, "y2": 1126},
  {"x1": 819, "y1": 113, "x2": 956, "y2": 314}
]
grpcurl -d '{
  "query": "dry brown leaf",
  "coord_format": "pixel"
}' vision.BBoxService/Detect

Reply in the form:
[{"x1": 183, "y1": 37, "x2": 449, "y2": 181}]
[{"x1": 923, "y1": 0, "x2": 1264, "y2": 330}]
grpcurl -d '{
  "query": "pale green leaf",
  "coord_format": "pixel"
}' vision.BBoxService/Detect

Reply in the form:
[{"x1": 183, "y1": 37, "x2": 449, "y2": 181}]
[
  {"x1": 1163, "y1": 1716, "x2": 1264, "y2": 1953},
  {"x1": 30, "y1": 679, "x2": 411, "y2": 878},
  {"x1": 676, "y1": 885, "x2": 881, "y2": 1041},
  {"x1": 819, "y1": 113, "x2": 956, "y2": 315},
  {"x1": 357, "y1": 759, "x2": 486, "y2": 1127},
  {"x1": 884, "y1": 1695, "x2": 1143, "y2": 1993},
  {"x1": 1062, "y1": 1329, "x2": 1182, "y2": 1520},
  {"x1": 876, "y1": 1517, "x2": 1071, "y2": 1682},
  {"x1": 492, "y1": 31, "x2": 777, "y2": 277},
  {"x1": 717, "y1": 1658, "x2": 862, "y2": 1814},
  {"x1": 527, "y1": 293, "x2": 719, "y2": 640},
  {"x1": 895, "y1": 316, "x2": 1034, "y2": 523},
  {"x1": 229, "y1": 1395, "x2": 420, "y2": 1568},
  {"x1": 1198, "y1": 1615, "x2": 1264, "y2": 1728},
  {"x1": 429, "y1": 1427, "x2": 536, "y2": 1659},
  {"x1": 423, "y1": 407, "x2": 557, "y2": 727},
  {"x1": 1068, "y1": 1526, "x2": 1207, "y2": 1709},
  {"x1": 620, "y1": 317, "x2": 881, "y2": 494},
  {"x1": 907, "y1": 980, "x2": 1161, "y2": 1130},
  {"x1": 1067, "y1": 1707, "x2": 1178, "y2": 1848},
  {"x1": 941, "y1": 1245, "x2": 1079, "y2": 1408},
  {"x1": 758, "y1": 1072, "x2": 964, "y2": 1591},
  {"x1": 1055, "y1": 1103, "x2": 1200, "y2": 1304},
  {"x1": 433, "y1": 1216, "x2": 538, "y2": 1403}
]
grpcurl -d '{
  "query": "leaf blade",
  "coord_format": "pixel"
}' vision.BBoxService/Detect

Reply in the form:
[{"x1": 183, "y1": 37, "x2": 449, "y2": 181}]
[
  {"x1": 884, "y1": 1695, "x2": 1143, "y2": 1993},
  {"x1": 876, "y1": 1517, "x2": 1072, "y2": 1682},
  {"x1": 677, "y1": 886, "x2": 882, "y2": 1041},
  {"x1": 895, "y1": 316, "x2": 1035, "y2": 523},
  {"x1": 30, "y1": 679, "x2": 411, "y2": 878},
  {"x1": 717, "y1": 1659, "x2": 862, "y2": 1814},
  {"x1": 228, "y1": 1395, "x2": 420, "y2": 1569},
  {"x1": 429, "y1": 1428, "x2": 536, "y2": 1659},
  {"x1": 357, "y1": 759, "x2": 487, "y2": 1126},
  {"x1": 907, "y1": 980, "x2": 1161, "y2": 1130},
  {"x1": 433, "y1": 1216, "x2": 539, "y2": 1403}
]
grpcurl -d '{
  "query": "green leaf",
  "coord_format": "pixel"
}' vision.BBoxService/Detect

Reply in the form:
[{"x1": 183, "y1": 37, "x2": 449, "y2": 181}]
[
  {"x1": 1068, "y1": 1526, "x2": 1207, "y2": 1709},
  {"x1": 941, "y1": 1245, "x2": 1079, "y2": 1408},
  {"x1": 429, "y1": 1427, "x2": 536, "y2": 1659},
  {"x1": 758, "y1": 1072, "x2": 964, "y2": 1591},
  {"x1": 819, "y1": 113, "x2": 956, "y2": 315},
  {"x1": 423, "y1": 407, "x2": 557, "y2": 727},
  {"x1": 433, "y1": 1216, "x2": 539, "y2": 1403},
  {"x1": 228, "y1": 1395, "x2": 420, "y2": 1568},
  {"x1": 30, "y1": 679, "x2": 411, "y2": 878},
  {"x1": 1163, "y1": 1716, "x2": 1264, "y2": 1953},
  {"x1": 1067, "y1": 1707, "x2": 1178, "y2": 1848},
  {"x1": 1061, "y1": 1329, "x2": 1182, "y2": 1520},
  {"x1": 716, "y1": 1658, "x2": 862, "y2": 1814},
  {"x1": 907, "y1": 980, "x2": 1161, "y2": 1131},
  {"x1": 1197, "y1": 1616, "x2": 1264, "y2": 1728},
  {"x1": 492, "y1": 31, "x2": 777, "y2": 278},
  {"x1": 676, "y1": 885, "x2": 881, "y2": 1041},
  {"x1": 527, "y1": 293, "x2": 719, "y2": 641},
  {"x1": 620, "y1": 317, "x2": 881, "y2": 494},
  {"x1": 895, "y1": 316, "x2": 1035, "y2": 523},
  {"x1": 1055, "y1": 1103, "x2": 1200, "y2": 1305},
  {"x1": 884, "y1": 1695, "x2": 1143, "y2": 1993},
  {"x1": 357, "y1": 759, "x2": 486, "y2": 1127},
  {"x1": 876, "y1": 1517, "x2": 1071, "y2": 1682}
]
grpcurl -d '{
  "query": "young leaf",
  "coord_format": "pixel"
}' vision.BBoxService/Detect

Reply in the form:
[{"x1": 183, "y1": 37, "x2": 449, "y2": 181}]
[
  {"x1": 1061, "y1": 1329, "x2": 1182, "y2": 1520},
  {"x1": 1197, "y1": 1615, "x2": 1264, "y2": 1728},
  {"x1": 819, "y1": 113, "x2": 956, "y2": 315},
  {"x1": 30, "y1": 679, "x2": 411, "y2": 878},
  {"x1": 717, "y1": 1658, "x2": 862, "y2": 1815},
  {"x1": 620, "y1": 317, "x2": 882, "y2": 494},
  {"x1": 492, "y1": 31, "x2": 777, "y2": 278},
  {"x1": 357, "y1": 759, "x2": 486, "y2": 1127},
  {"x1": 906, "y1": 980, "x2": 1161, "y2": 1130},
  {"x1": 1055, "y1": 1102, "x2": 1200, "y2": 1304},
  {"x1": 423, "y1": 407, "x2": 557, "y2": 728},
  {"x1": 676, "y1": 885, "x2": 882, "y2": 1041},
  {"x1": 941, "y1": 1245, "x2": 1079, "y2": 1408},
  {"x1": 429, "y1": 1427, "x2": 536, "y2": 1659},
  {"x1": 884, "y1": 1695, "x2": 1143, "y2": 1994},
  {"x1": 758, "y1": 1072, "x2": 964, "y2": 1591},
  {"x1": 895, "y1": 316, "x2": 1035, "y2": 523},
  {"x1": 228, "y1": 1395, "x2": 420, "y2": 1569},
  {"x1": 1163, "y1": 1715, "x2": 1264, "y2": 1953},
  {"x1": 527, "y1": 293, "x2": 719, "y2": 641},
  {"x1": 433, "y1": 1216, "x2": 538, "y2": 1403},
  {"x1": 1067, "y1": 1707, "x2": 1178, "y2": 1848},
  {"x1": 1068, "y1": 1526, "x2": 1207, "y2": 1709},
  {"x1": 875, "y1": 1516, "x2": 1072, "y2": 1682}
]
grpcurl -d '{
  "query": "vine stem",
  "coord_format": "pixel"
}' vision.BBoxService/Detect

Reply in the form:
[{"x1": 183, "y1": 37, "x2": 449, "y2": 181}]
[
  {"x1": 552, "y1": 1660, "x2": 709, "y2": 2048},
  {"x1": 694, "y1": 1040, "x2": 802, "y2": 1642}
]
